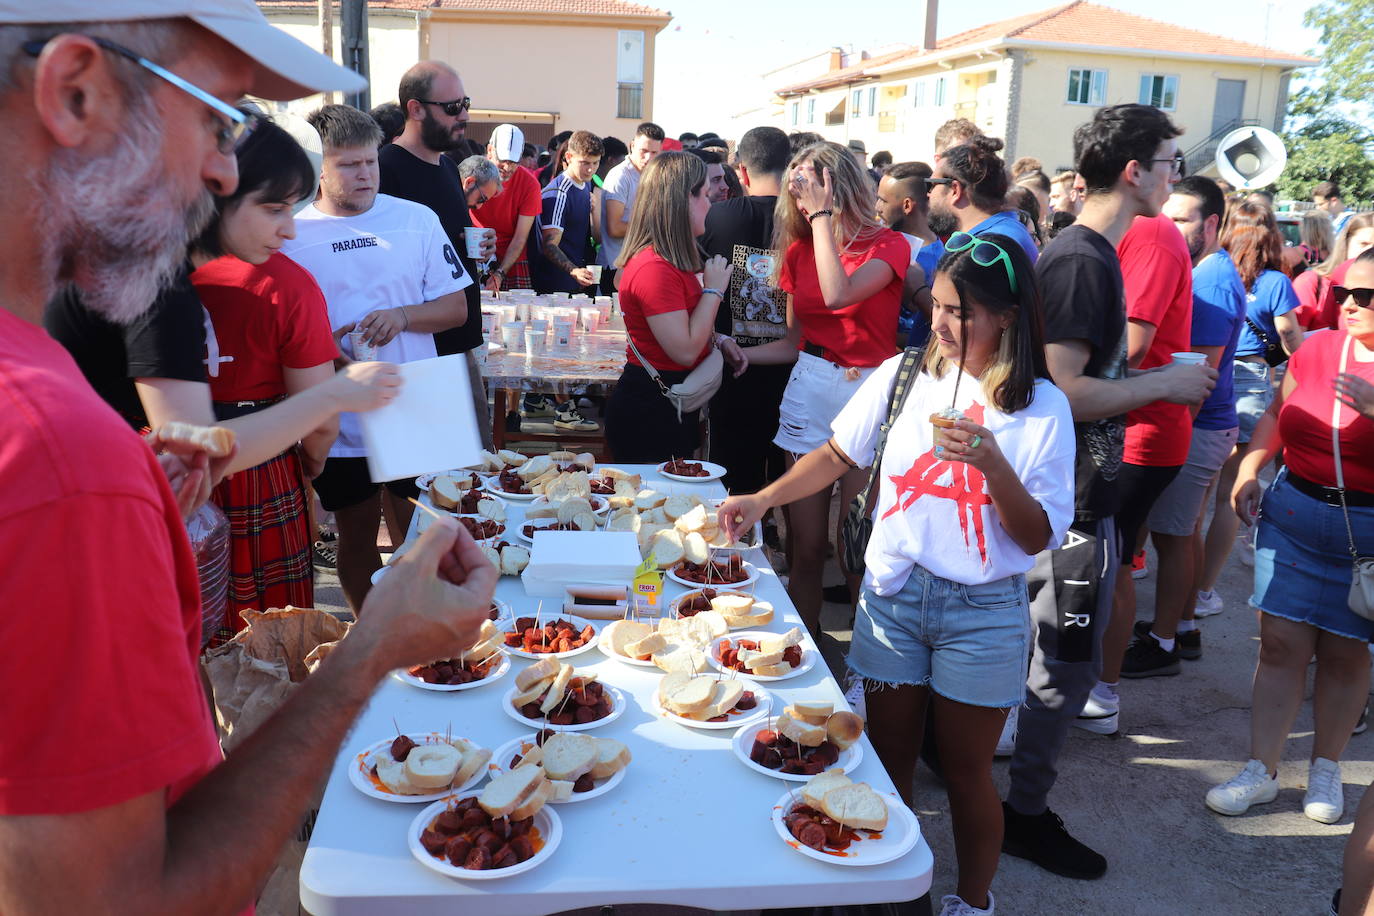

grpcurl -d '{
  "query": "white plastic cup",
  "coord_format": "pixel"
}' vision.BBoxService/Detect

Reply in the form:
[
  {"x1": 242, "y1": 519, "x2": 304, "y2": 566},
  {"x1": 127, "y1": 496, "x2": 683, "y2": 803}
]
[
  {"x1": 580, "y1": 307, "x2": 600, "y2": 333},
  {"x1": 464, "y1": 226, "x2": 486, "y2": 259},
  {"x1": 1171, "y1": 352, "x2": 1207, "y2": 366},
  {"x1": 349, "y1": 329, "x2": 377, "y2": 361},
  {"x1": 553, "y1": 316, "x2": 575, "y2": 349},
  {"x1": 501, "y1": 321, "x2": 525, "y2": 350},
  {"x1": 515, "y1": 302, "x2": 531, "y2": 322},
  {"x1": 524, "y1": 325, "x2": 546, "y2": 355},
  {"x1": 531, "y1": 319, "x2": 550, "y2": 340},
  {"x1": 587, "y1": 264, "x2": 604, "y2": 285},
  {"x1": 480, "y1": 310, "x2": 497, "y2": 338}
]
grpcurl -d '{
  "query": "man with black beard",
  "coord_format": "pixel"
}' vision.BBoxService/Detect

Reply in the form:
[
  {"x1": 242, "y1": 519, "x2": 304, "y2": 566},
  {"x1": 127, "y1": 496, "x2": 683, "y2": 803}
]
[
  {"x1": 380, "y1": 60, "x2": 496, "y2": 447},
  {"x1": 0, "y1": 2, "x2": 495, "y2": 912}
]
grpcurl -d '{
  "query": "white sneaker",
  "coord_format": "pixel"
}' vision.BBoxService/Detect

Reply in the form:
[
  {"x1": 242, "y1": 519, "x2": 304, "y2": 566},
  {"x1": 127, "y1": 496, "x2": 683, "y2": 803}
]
[
  {"x1": 1206, "y1": 759, "x2": 1279, "y2": 815},
  {"x1": 1073, "y1": 691, "x2": 1119, "y2": 735},
  {"x1": 994, "y1": 707, "x2": 1018, "y2": 757},
  {"x1": 939, "y1": 892, "x2": 994, "y2": 916},
  {"x1": 1195, "y1": 590, "x2": 1224, "y2": 618},
  {"x1": 843, "y1": 671, "x2": 867, "y2": 721},
  {"x1": 1305, "y1": 757, "x2": 1344, "y2": 824}
]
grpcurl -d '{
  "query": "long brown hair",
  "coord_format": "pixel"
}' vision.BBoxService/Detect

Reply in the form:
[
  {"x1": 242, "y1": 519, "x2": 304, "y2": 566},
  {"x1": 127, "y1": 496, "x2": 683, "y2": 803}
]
[
  {"x1": 771, "y1": 141, "x2": 885, "y2": 281},
  {"x1": 1220, "y1": 201, "x2": 1283, "y2": 291},
  {"x1": 615, "y1": 151, "x2": 705, "y2": 273},
  {"x1": 1318, "y1": 212, "x2": 1374, "y2": 276}
]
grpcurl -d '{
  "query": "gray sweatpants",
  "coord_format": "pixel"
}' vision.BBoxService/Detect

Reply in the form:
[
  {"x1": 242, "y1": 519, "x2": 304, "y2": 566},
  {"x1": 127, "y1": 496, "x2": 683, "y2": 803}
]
[{"x1": 1007, "y1": 516, "x2": 1118, "y2": 815}]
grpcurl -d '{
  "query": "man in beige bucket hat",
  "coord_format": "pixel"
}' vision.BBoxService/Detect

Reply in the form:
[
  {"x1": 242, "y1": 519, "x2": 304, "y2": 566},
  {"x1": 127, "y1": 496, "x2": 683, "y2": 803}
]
[{"x1": 0, "y1": 4, "x2": 496, "y2": 912}]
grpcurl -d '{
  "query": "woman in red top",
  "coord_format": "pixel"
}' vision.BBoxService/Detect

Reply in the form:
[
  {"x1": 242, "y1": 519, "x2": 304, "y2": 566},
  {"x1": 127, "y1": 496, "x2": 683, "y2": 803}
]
[
  {"x1": 744, "y1": 140, "x2": 908, "y2": 635},
  {"x1": 1208, "y1": 250, "x2": 1374, "y2": 824},
  {"x1": 605, "y1": 152, "x2": 746, "y2": 462},
  {"x1": 1292, "y1": 213, "x2": 1374, "y2": 330}
]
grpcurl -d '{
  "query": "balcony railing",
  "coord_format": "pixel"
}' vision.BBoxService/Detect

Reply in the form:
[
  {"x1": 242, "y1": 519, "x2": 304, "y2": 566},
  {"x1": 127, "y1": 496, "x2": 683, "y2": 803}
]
[
  {"x1": 1183, "y1": 117, "x2": 1259, "y2": 177},
  {"x1": 617, "y1": 83, "x2": 643, "y2": 120}
]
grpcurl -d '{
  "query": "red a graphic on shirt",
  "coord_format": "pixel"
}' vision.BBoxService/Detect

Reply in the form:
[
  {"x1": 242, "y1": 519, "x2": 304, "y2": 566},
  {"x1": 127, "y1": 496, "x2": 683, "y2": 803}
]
[{"x1": 880, "y1": 403, "x2": 992, "y2": 563}]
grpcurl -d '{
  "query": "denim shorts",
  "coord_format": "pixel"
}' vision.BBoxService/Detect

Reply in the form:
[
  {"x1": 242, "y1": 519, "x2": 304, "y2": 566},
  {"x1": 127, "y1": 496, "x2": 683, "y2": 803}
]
[
  {"x1": 1253, "y1": 471, "x2": 1374, "y2": 642},
  {"x1": 1233, "y1": 359, "x2": 1274, "y2": 444},
  {"x1": 773, "y1": 352, "x2": 875, "y2": 455},
  {"x1": 848, "y1": 563, "x2": 1031, "y2": 708}
]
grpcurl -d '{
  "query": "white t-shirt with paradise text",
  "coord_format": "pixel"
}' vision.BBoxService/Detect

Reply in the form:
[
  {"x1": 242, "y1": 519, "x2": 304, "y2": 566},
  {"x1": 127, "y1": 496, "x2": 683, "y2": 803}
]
[
  {"x1": 284, "y1": 194, "x2": 471, "y2": 457},
  {"x1": 830, "y1": 356, "x2": 1076, "y2": 594}
]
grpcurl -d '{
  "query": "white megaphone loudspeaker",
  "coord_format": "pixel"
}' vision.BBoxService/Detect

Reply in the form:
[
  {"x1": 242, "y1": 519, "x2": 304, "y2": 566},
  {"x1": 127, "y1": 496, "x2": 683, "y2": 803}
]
[{"x1": 1214, "y1": 126, "x2": 1287, "y2": 191}]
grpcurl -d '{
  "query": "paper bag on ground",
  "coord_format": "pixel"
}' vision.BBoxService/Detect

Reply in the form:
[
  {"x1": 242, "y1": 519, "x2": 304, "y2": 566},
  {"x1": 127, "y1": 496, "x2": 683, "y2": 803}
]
[
  {"x1": 358, "y1": 354, "x2": 482, "y2": 482},
  {"x1": 203, "y1": 606, "x2": 350, "y2": 752}
]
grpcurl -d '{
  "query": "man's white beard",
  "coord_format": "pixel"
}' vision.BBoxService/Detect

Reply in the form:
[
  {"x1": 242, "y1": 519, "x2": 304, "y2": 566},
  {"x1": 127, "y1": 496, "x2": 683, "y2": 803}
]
[{"x1": 42, "y1": 107, "x2": 215, "y2": 326}]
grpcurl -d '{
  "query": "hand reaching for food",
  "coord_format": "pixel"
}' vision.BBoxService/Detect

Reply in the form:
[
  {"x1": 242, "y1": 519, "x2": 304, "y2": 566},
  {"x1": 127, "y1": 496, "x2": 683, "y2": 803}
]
[{"x1": 717, "y1": 494, "x2": 767, "y2": 544}]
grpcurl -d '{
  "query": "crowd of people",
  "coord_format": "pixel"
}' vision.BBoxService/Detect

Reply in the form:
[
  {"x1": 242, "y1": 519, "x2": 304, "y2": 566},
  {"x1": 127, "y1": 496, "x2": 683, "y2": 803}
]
[{"x1": 3, "y1": 3, "x2": 1374, "y2": 915}]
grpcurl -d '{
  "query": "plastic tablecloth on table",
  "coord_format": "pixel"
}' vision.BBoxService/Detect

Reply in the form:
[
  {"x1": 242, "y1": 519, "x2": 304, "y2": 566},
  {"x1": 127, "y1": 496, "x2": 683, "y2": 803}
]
[
  {"x1": 300, "y1": 467, "x2": 933, "y2": 916},
  {"x1": 481, "y1": 329, "x2": 627, "y2": 392}
]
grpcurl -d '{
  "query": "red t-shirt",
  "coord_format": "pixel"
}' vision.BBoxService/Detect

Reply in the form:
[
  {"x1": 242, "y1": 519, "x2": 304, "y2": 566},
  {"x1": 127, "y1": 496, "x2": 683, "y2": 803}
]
[
  {"x1": 1280, "y1": 328, "x2": 1374, "y2": 492},
  {"x1": 0, "y1": 307, "x2": 222, "y2": 816},
  {"x1": 191, "y1": 253, "x2": 340, "y2": 402},
  {"x1": 619, "y1": 247, "x2": 710, "y2": 373},
  {"x1": 1292, "y1": 260, "x2": 1350, "y2": 331},
  {"x1": 780, "y1": 228, "x2": 906, "y2": 368},
  {"x1": 1118, "y1": 214, "x2": 1194, "y2": 467},
  {"x1": 470, "y1": 165, "x2": 542, "y2": 260}
]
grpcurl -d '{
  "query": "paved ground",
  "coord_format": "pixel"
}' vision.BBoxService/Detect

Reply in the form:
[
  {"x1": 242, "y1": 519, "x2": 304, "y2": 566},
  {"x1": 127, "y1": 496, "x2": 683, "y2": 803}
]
[{"x1": 305, "y1": 495, "x2": 1367, "y2": 916}]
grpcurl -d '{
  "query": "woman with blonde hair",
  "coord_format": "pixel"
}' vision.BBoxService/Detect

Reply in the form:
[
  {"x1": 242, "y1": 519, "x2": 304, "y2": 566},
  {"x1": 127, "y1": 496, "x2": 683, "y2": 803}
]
[
  {"x1": 603, "y1": 151, "x2": 746, "y2": 461},
  {"x1": 1294, "y1": 212, "x2": 1374, "y2": 330},
  {"x1": 1300, "y1": 210, "x2": 1334, "y2": 268},
  {"x1": 742, "y1": 140, "x2": 909, "y2": 635}
]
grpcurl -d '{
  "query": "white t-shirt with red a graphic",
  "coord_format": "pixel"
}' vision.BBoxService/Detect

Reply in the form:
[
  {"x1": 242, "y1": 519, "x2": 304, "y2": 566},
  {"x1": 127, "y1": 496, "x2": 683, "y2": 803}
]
[{"x1": 831, "y1": 355, "x2": 1076, "y2": 595}]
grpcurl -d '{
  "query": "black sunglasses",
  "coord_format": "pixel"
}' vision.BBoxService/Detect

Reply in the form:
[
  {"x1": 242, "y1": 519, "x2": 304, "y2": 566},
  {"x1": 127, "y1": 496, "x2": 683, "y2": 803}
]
[
  {"x1": 1334, "y1": 286, "x2": 1374, "y2": 309},
  {"x1": 419, "y1": 97, "x2": 472, "y2": 117},
  {"x1": 925, "y1": 177, "x2": 957, "y2": 189}
]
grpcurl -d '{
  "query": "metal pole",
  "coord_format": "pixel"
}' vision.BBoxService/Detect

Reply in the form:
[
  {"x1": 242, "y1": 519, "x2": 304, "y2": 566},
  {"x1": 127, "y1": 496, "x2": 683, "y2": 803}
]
[
  {"x1": 319, "y1": 0, "x2": 335, "y2": 105},
  {"x1": 340, "y1": 0, "x2": 371, "y2": 111}
]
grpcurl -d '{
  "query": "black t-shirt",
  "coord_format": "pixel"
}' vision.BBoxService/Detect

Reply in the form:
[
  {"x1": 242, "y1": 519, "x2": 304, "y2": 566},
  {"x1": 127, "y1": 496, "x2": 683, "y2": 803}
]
[
  {"x1": 700, "y1": 196, "x2": 788, "y2": 345},
  {"x1": 43, "y1": 266, "x2": 208, "y2": 429},
  {"x1": 1035, "y1": 224, "x2": 1128, "y2": 524},
  {"x1": 378, "y1": 143, "x2": 483, "y2": 355}
]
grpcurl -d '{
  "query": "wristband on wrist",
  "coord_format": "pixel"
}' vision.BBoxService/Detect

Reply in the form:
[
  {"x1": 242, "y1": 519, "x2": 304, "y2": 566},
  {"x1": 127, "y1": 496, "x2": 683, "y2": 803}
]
[
  {"x1": 806, "y1": 209, "x2": 834, "y2": 224},
  {"x1": 701, "y1": 287, "x2": 724, "y2": 299},
  {"x1": 398, "y1": 306, "x2": 410, "y2": 331}
]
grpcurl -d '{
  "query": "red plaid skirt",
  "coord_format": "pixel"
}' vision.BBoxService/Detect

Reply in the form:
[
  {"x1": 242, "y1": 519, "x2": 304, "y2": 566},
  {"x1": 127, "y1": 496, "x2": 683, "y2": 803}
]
[
  {"x1": 210, "y1": 449, "x2": 313, "y2": 640},
  {"x1": 503, "y1": 257, "x2": 532, "y2": 290}
]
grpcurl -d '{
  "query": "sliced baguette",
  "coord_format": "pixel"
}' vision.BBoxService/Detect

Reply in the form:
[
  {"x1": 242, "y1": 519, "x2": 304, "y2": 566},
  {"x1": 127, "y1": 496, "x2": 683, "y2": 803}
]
[
  {"x1": 478, "y1": 764, "x2": 545, "y2": 818},
  {"x1": 724, "y1": 601, "x2": 774, "y2": 628},
  {"x1": 626, "y1": 631, "x2": 667, "y2": 658},
  {"x1": 512, "y1": 743, "x2": 544, "y2": 769},
  {"x1": 547, "y1": 779, "x2": 574, "y2": 802},
  {"x1": 516, "y1": 657, "x2": 562, "y2": 691},
  {"x1": 603, "y1": 619, "x2": 653, "y2": 657},
  {"x1": 452, "y1": 746, "x2": 492, "y2": 786},
  {"x1": 698, "y1": 678, "x2": 745, "y2": 719},
  {"x1": 751, "y1": 662, "x2": 793, "y2": 677},
  {"x1": 509, "y1": 777, "x2": 555, "y2": 820},
  {"x1": 777, "y1": 710, "x2": 827, "y2": 747},
  {"x1": 511, "y1": 675, "x2": 557, "y2": 708},
  {"x1": 653, "y1": 643, "x2": 707, "y2": 674},
  {"x1": 761, "y1": 626, "x2": 804, "y2": 654},
  {"x1": 430, "y1": 475, "x2": 463, "y2": 510},
  {"x1": 538, "y1": 663, "x2": 576, "y2": 714},
  {"x1": 709, "y1": 594, "x2": 755, "y2": 617},
  {"x1": 820, "y1": 783, "x2": 888, "y2": 831},
  {"x1": 792, "y1": 700, "x2": 835, "y2": 722},
  {"x1": 738, "y1": 647, "x2": 784, "y2": 669},
  {"x1": 540, "y1": 733, "x2": 599, "y2": 781},
  {"x1": 588, "y1": 738, "x2": 631, "y2": 779},
  {"x1": 682, "y1": 531, "x2": 709, "y2": 565},
  {"x1": 663, "y1": 674, "x2": 715, "y2": 715},
  {"x1": 801, "y1": 768, "x2": 854, "y2": 809}
]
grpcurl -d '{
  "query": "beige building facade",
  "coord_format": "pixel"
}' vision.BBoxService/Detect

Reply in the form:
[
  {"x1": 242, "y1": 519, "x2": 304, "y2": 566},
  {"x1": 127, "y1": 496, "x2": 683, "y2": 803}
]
[
  {"x1": 260, "y1": 0, "x2": 671, "y2": 146},
  {"x1": 772, "y1": 1, "x2": 1314, "y2": 176}
]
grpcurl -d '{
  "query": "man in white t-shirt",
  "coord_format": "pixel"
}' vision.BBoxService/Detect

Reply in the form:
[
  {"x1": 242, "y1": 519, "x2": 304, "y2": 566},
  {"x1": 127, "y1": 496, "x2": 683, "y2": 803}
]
[
  {"x1": 284, "y1": 104, "x2": 471, "y2": 611},
  {"x1": 598, "y1": 121, "x2": 663, "y2": 288}
]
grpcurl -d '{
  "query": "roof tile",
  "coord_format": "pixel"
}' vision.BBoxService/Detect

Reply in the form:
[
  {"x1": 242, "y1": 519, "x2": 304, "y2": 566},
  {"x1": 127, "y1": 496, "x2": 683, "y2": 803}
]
[{"x1": 259, "y1": 0, "x2": 670, "y2": 17}]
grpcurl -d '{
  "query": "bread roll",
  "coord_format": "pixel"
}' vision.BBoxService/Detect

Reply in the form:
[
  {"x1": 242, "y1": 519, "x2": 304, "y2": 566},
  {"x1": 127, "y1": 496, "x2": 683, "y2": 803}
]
[
  {"x1": 826, "y1": 710, "x2": 865, "y2": 750},
  {"x1": 154, "y1": 421, "x2": 236, "y2": 457}
]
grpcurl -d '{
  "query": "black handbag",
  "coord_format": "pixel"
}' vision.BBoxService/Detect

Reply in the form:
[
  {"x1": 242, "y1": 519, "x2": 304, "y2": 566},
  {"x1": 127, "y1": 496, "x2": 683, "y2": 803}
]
[
  {"x1": 839, "y1": 346, "x2": 925, "y2": 575},
  {"x1": 1244, "y1": 316, "x2": 1287, "y2": 367}
]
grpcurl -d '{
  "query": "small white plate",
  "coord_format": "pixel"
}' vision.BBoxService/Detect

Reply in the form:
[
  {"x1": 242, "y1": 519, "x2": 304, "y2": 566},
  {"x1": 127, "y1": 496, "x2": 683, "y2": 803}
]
[
  {"x1": 392, "y1": 651, "x2": 510, "y2": 692},
  {"x1": 653, "y1": 682, "x2": 773, "y2": 730},
  {"x1": 349, "y1": 733, "x2": 489, "y2": 803},
  {"x1": 408, "y1": 791, "x2": 562, "y2": 880},
  {"x1": 515, "y1": 519, "x2": 596, "y2": 545},
  {"x1": 600, "y1": 640, "x2": 660, "y2": 668},
  {"x1": 771, "y1": 789, "x2": 920, "y2": 866},
  {"x1": 527, "y1": 494, "x2": 610, "y2": 517},
  {"x1": 731, "y1": 724, "x2": 863, "y2": 782},
  {"x1": 657, "y1": 460, "x2": 726, "y2": 483},
  {"x1": 487, "y1": 734, "x2": 628, "y2": 803},
  {"x1": 501, "y1": 683, "x2": 627, "y2": 732},
  {"x1": 455, "y1": 513, "x2": 508, "y2": 544},
  {"x1": 417, "y1": 470, "x2": 487, "y2": 493},
  {"x1": 500, "y1": 615, "x2": 600, "y2": 660},
  {"x1": 483, "y1": 477, "x2": 539, "y2": 500},
  {"x1": 670, "y1": 589, "x2": 773, "y2": 629},
  {"x1": 708, "y1": 631, "x2": 816, "y2": 682},
  {"x1": 665, "y1": 562, "x2": 759, "y2": 590}
]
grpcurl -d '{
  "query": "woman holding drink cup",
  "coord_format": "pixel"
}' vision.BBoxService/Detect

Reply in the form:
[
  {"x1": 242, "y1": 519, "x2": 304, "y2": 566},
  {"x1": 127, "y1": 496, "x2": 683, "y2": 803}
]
[{"x1": 721, "y1": 236, "x2": 1075, "y2": 915}]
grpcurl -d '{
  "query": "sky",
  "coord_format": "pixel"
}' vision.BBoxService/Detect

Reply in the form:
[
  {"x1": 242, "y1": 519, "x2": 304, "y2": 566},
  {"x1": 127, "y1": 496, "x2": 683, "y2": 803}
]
[{"x1": 651, "y1": 0, "x2": 1323, "y2": 135}]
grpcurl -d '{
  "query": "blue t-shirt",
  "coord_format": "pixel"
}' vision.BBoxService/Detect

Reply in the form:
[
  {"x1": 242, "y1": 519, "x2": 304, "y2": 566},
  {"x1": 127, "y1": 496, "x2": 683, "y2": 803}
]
[
  {"x1": 1191, "y1": 250, "x2": 1247, "y2": 430},
  {"x1": 1235, "y1": 268, "x2": 1299, "y2": 358},
  {"x1": 968, "y1": 210, "x2": 1039, "y2": 265},
  {"x1": 896, "y1": 237, "x2": 945, "y2": 346},
  {"x1": 530, "y1": 173, "x2": 593, "y2": 294}
]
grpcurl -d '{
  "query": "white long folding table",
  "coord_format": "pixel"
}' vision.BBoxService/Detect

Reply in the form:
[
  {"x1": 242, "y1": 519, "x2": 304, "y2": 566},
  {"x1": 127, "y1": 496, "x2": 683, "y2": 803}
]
[{"x1": 300, "y1": 466, "x2": 933, "y2": 915}]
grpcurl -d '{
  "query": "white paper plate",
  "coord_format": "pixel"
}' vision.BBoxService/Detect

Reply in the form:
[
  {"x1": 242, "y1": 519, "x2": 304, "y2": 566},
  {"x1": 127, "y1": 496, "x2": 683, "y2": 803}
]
[
  {"x1": 527, "y1": 494, "x2": 610, "y2": 517},
  {"x1": 703, "y1": 499, "x2": 764, "y2": 551},
  {"x1": 515, "y1": 519, "x2": 598, "y2": 545},
  {"x1": 708, "y1": 632, "x2": 817, "y2": 682},
  {"x1": 483, "y1": 477, "x2": 539, "y2": 500},
  {"x1": 501, "y1": 683, "x2": 627, "y2": 732},
  {"x1": 731, "y1": 724, "x2": 863, "y2": 782},
  {"x1": 349, "y1": 733, "x2": 489, "y2": 803},
  {"x1": 487, "y1": 734, "x2": 628, "y2": 803},
  {"x1": 653, "y1": 682, "x2": 773, "y2": 730},
  {"x1": 657, "y1": 460, "x2": 726, "y2": 483},
  {"x1": 771, "y1": 789, "x2": 920, "y2": 866},
  {"x1": 392, "y1": 651, "x2": 510, "y2": 692},
  {"x1": 666, "y1": 562, "x2": 759, "y2": 590},
  {"x1": 417, "y1": 470, "x2": 487, "y2": 493},
  {"x1": 500, "y1": 615, "x2": 600, "y2": 660},
  {"x1": 670, "y1": 589, "x2": 774, "y2": 629},
  {"x1": 408, "y1": 791, "x2": 562, "y2": 880}
]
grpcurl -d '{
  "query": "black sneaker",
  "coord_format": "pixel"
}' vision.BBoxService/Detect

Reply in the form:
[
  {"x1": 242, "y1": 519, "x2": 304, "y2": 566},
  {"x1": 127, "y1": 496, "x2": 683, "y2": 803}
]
[
  {"x1": 520, "y1": 394, "x2": 555, "y2": 418},
  {"x1": 1001, "y1": 802, "x2": 1107, "y2": 880},
  {"x1": 1133, "y1": 619, "x2": 1201, "y2": 660},
  {"x1": 313, "y1": 539, "x2": 337, "y2": 571},
  {"x1": 1330, "y1": 888, "x2": 1341, "y2": 916},
  {"x1": 1120, "y1": 635, "x2": 1181, "y2": 678}
]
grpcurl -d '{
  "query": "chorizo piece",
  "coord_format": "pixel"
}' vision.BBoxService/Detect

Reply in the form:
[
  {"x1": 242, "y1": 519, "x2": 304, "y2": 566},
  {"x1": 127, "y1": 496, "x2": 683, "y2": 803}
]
[
  {"x1": 435, "y1": 809, "x2": 466, "y2": 834},
  {"x1": 464, "y1": 846, "x2": 493, "y2": 870},
  {"x1": 444, "y1": 836, "x2": 473, "y2": 866},
  {"x1": 420, "y1": 828, "x2": 448, "y2": 855},
  {"x1": 390, "y1": 735, "x2": 418, "y2": 761},
  {"x1": 490, "y1": 845, "x2": 518, "y2": 869},
  {"x1": 509, "y1": 834, "x2": 536, "y2": 861}
]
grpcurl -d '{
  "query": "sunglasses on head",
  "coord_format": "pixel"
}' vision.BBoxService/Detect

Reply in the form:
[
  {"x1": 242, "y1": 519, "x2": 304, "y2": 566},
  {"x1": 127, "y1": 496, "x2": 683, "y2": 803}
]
[
  {"x1": 419, "y1": 97, "x2": 471, "y2": 116},
  {"x1": 945, "y1": 231, "x2": 1018, "y2": 294},
  {"x1": 1334, "y1": 286, "x2": 1374, "y2": 309}
]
